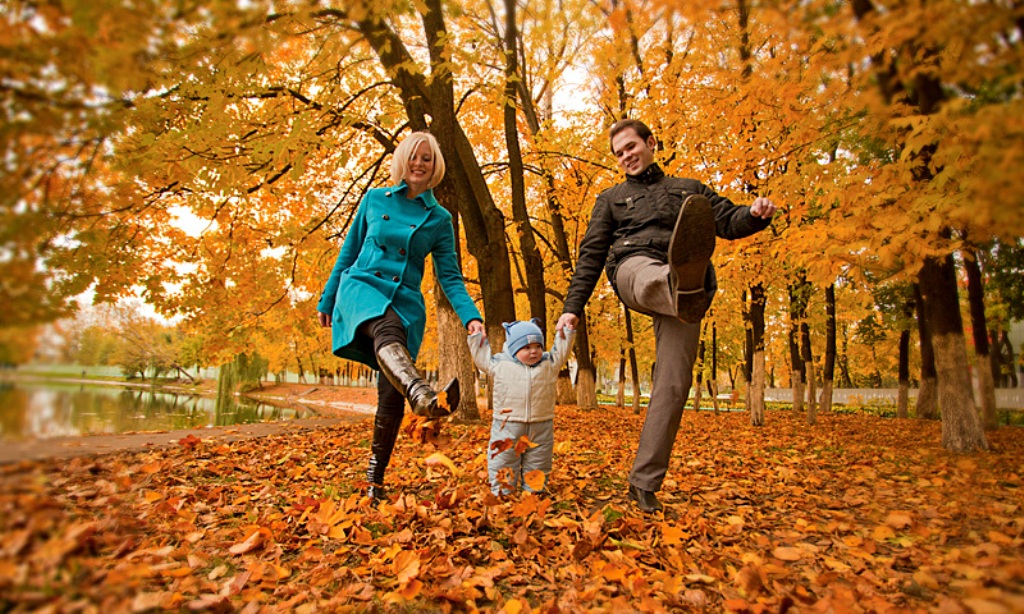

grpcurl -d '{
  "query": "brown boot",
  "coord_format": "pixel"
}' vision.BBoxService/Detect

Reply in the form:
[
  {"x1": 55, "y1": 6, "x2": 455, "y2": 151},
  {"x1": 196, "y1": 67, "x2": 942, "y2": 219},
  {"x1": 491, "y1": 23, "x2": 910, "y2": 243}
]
[
  {"x1": 667, "y1": 194, "x2": 716, "y2": 323},
  {"x1": 376, "y1": 343, "x2": 453, "y2": 418}
]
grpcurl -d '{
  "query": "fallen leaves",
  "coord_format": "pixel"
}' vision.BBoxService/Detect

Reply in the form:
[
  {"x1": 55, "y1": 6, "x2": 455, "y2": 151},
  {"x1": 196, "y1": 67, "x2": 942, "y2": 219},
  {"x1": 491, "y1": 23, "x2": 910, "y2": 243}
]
[{"x1": 1, "y1": 395, "x2": 1023, "y2": 612}]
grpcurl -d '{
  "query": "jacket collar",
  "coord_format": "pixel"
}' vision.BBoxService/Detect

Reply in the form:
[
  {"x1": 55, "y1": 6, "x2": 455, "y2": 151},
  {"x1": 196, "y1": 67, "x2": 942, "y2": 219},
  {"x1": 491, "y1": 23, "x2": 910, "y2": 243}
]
[
  {"x1": 626, "y1": 163, "x2": 665, "y2": 185},
  {"x1": 395, "y1": 181, "x2": 439, "y2": 208}
]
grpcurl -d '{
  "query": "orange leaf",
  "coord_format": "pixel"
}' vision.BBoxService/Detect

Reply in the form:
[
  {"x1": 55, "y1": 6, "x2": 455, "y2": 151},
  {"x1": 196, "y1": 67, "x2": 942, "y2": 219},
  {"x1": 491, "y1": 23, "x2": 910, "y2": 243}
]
[
  {"x1": 392, "y1": 550, "x2": 420, "y2": 584},
  {"x1": 660, "y1": 523, "x2": 686, "y2": 546},
  {"x1": 772, "y1": 547, "x2": 802, "y2": 561},
  {"x1": 523, "y1": 470, "x2": 546, "y2": 492}
]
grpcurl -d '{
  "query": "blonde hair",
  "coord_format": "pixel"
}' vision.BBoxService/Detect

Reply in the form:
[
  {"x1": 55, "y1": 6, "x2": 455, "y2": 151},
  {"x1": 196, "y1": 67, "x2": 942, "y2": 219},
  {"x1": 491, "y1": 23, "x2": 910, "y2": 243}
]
[{"x1": 390, "y1": 131, "x2": 446, "y2": 189}]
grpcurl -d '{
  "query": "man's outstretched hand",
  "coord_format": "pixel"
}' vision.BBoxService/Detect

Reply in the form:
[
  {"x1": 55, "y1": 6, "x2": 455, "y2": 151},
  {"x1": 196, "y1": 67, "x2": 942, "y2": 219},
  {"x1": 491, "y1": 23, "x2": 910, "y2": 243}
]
[{"x1": 750, "y1": 197, "x2": 777, "y2": 219}]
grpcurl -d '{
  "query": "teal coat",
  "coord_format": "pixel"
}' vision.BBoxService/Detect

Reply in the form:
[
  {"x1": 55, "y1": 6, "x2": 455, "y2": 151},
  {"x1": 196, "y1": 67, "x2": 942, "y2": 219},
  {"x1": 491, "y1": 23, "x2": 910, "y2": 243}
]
[{"x1": 317, "y1": 183, "x2": 482, "y2": 369}]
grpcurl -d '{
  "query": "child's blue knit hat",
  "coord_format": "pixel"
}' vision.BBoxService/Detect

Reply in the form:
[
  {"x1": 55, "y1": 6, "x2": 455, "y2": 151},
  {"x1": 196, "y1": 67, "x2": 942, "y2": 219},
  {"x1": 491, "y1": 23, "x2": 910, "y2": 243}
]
[{"x1": 503, "y1": 318, "x2": 544, "y2": 356}]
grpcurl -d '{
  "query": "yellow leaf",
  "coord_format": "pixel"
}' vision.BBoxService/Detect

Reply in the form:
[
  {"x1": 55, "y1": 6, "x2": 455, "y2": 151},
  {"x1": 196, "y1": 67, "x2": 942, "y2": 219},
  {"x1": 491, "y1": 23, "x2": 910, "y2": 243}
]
[{"x1": 423, "y1": 452, "x2": 459, "y2": 475}]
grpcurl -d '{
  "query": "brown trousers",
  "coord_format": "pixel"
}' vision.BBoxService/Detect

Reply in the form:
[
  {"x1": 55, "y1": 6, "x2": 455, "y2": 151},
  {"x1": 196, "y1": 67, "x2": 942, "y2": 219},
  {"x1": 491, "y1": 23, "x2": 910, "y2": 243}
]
[{"x1": 615, "y1": 256, "x2": 701, "y2": 492}]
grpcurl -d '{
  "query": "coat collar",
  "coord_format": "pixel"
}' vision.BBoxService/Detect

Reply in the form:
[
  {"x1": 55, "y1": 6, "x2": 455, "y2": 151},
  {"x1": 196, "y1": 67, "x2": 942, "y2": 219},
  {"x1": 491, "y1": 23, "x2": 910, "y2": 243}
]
[{"x1": 394, "y1": 181, "x2": 439, "y2": 208}]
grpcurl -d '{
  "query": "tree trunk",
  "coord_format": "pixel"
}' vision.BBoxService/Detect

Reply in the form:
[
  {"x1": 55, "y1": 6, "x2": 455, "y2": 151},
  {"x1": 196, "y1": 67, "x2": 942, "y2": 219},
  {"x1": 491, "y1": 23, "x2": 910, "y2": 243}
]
[
  {"x1": 693, "y1": 325, "x2": 707, "y2": 410},
  {"x1": 422, "y1": 0, "x2": 517, "y2": 333},
  {"x1": 742, "y1": 290, "x2": 753, "y2": 385},
  {"x1": 617, "y1": 351, "x2": 626, "y2": 408},
  {"x1": 801, "y1": 319, "x2": 816, "y2": 424},
  {"x1": 963, "y1": 250, "x2": 998, "y2": 429},
  {"x1": 989, "y1": 327, "x2": 1005, "y2": 388},
  {"x1": 501, "y1": 0, "x2": 546, "y2": 325},
  {"x1": 914, "y1": 283, "x2": 939, "y2": 420},
  {"x1": 625, "y1": 306, "x2": 641, "y2": 414},
  {"x1": 748, "y1": 284, "x2": 766, "y2": 426},
  {"x1": 789, "y1": 285, "x2": 805, "y2": 414},
  {"x1": 711, "y1": 323, "x2": 721, "y2": 413},
  {"x1": 556, "y1": 366, "x2": 574, "y2": 404},
  {"x1": 838, "y1": 321, "x2": 853, "y2": 388},
  {"x1": 918, "y1": 256, "x2": 988, "y2": 451},
  {"x1": 436, "y1": 286, "x2": 480, "y2": 422},
  {"x1": 897, "y1": 293, "x2": 914, "y2": 419},
  {"x1": 897, "y1": 327, "x2": 911, "y2": 419},
  {"x1": 575, "y1": 314, "x2": 598, "y2": 409},
  {"x1": 821, "y1": 283, "x2": 836, "y2": 413}
]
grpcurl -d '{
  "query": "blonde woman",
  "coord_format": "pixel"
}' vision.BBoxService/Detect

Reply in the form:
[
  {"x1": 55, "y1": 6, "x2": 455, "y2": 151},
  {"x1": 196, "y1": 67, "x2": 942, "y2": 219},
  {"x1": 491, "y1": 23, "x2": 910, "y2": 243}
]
[{"x1": 317, "y1": 131, "x2": 485, "y2": 500}]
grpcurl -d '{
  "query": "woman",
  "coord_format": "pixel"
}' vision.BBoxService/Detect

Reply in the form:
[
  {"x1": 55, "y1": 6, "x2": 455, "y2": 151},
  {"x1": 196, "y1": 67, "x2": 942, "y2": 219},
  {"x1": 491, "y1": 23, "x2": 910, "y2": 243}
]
[{"x1": 317, "y1": 131, "x2": 485, "y2": 500}]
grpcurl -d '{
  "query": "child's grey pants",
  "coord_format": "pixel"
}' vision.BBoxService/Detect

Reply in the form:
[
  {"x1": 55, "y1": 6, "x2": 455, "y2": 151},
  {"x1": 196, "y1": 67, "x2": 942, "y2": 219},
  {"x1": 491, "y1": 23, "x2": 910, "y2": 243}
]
[{"x1": 488, "y1": 419, "x2": 554, "y2": 495}]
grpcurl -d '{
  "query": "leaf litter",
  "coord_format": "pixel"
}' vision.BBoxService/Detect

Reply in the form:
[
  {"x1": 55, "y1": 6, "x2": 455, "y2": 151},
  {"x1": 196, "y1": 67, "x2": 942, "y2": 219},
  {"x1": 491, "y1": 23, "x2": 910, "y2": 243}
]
[{"x1": 0, "y1": 393, "x2": 1022, "y2": 612}]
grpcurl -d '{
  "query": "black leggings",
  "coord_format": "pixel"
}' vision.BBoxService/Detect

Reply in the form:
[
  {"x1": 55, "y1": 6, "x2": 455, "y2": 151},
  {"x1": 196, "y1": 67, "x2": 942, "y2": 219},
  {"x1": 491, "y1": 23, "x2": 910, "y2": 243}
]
[{"x1": 358, "y1": 308, "x2": 408, "y2": 419}]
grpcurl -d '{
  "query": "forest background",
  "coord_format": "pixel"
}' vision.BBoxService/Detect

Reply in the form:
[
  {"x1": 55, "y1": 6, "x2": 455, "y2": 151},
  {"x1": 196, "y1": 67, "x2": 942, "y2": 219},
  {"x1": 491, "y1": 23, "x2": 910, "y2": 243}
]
[{"x1": 2, "y1": 0, "x2": 1024, "y2": 454}]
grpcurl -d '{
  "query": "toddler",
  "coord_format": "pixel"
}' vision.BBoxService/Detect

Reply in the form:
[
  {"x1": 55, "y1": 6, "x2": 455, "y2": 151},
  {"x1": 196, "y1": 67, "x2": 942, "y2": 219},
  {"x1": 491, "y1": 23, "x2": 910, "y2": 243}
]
[{"x1": 468, "y1": 318, "x2": 575, "y2": 495}]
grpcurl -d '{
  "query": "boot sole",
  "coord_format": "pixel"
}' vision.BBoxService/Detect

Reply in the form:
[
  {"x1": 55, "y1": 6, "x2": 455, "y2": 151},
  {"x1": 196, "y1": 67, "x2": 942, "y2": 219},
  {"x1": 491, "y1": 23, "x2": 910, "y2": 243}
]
[{"x1": 668, "y1": 194, "x2": 716, "y2": 323}]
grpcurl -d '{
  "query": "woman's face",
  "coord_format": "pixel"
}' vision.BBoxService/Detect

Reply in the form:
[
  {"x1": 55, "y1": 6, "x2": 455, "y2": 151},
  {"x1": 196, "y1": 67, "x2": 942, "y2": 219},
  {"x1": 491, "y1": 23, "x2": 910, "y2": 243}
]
[{"x1": 405, "y1": 141, "x2": 435, "y2": 192}]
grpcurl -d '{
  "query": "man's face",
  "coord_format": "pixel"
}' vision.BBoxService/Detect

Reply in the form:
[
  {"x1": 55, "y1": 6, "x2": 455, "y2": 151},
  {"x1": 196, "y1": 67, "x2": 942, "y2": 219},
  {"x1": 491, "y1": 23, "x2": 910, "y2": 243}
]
[{"x1": 611, "y1": 128, "x2": 657, "y2": 176}]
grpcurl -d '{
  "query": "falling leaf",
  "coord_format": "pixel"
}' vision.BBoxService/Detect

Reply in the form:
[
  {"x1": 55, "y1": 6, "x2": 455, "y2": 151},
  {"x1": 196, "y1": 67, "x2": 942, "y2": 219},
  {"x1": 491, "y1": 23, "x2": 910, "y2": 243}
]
[
  {"x1": 523, "y1": 470, "x2": 546, "y2": 492},
  {"x1": 423, "y1": 452, "x2": 459, "y2": 475}
]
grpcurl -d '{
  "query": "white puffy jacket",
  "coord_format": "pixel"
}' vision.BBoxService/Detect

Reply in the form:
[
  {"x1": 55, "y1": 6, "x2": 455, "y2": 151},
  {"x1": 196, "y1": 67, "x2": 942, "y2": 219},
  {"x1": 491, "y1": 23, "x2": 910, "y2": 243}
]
[{"x1": 467, "y1": 328, "x2": 576, "y2": 423}]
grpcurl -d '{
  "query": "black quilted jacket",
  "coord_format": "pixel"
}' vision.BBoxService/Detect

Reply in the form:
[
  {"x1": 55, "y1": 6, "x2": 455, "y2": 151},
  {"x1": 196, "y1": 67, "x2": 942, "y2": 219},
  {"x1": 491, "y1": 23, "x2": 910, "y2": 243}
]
[{"x1": 562, "y1": 164, "x2": 771, "y2": 316}]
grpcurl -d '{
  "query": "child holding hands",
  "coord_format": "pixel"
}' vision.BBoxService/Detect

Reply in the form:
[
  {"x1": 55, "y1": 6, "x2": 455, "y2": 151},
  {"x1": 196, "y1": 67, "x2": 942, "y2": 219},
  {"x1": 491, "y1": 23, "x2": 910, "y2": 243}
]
[{"x1": 468, "y1": 318, "x2": 575, "y2": 495}]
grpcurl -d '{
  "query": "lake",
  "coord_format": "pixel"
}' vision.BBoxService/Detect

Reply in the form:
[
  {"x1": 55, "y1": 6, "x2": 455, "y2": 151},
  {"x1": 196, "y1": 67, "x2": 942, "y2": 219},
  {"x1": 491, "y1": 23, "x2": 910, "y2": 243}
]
[{"x1": 0, "y1": 380, "x2": 312, "y2": 442}]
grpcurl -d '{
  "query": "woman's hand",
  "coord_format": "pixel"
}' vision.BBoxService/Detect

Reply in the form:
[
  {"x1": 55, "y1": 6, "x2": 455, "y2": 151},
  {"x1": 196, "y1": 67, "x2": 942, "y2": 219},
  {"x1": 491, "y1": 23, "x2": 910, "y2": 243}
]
[{"x1": 317, "y1": 311, "x2": 331, "y2": 328}]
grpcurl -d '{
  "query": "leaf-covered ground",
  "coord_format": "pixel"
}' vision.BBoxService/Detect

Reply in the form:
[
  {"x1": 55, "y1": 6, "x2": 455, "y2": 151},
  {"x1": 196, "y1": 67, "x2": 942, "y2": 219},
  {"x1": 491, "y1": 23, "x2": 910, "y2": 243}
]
[{"x1": 1, "y1": 391, "x2": 1022, "y2": 613}]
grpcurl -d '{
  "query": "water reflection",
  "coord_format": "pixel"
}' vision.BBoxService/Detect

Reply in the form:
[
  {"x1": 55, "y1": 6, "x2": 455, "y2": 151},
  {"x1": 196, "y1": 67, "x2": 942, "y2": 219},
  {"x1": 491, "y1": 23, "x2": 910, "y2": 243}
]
[{"x1": 0, "y1": 381, "x2": 311, "y2": 442}]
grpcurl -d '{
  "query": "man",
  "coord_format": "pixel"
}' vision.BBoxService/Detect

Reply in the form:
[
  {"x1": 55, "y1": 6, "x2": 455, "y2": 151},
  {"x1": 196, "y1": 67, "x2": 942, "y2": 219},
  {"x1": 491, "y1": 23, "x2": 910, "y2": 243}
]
[{"x1": 555, "y1": 119, "x2": 776, "y2": 512}]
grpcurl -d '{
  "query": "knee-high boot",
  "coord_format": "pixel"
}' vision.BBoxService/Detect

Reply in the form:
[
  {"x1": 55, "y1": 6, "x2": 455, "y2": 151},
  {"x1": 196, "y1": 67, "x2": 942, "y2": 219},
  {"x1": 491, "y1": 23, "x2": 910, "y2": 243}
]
[
  {"x1": 376, "y1": 343, "x2": 460, "y2": 417},
  {"x1": 366, "y1": 412, "x2": 403, "y2": 501}
]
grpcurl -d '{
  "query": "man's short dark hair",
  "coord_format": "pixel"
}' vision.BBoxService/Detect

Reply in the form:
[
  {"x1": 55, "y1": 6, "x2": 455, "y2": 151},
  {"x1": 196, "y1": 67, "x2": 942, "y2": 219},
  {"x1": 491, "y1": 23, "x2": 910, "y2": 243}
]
[{"x1": 609, "y1": 119, "x2": 653, "y2": 152}]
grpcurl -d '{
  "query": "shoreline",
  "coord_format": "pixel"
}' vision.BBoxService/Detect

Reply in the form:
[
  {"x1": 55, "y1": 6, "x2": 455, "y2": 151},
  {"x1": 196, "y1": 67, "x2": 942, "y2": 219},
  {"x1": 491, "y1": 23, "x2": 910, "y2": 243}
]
[{"x1": 0, "y1": 374, "x2": 379, "y2": 464}]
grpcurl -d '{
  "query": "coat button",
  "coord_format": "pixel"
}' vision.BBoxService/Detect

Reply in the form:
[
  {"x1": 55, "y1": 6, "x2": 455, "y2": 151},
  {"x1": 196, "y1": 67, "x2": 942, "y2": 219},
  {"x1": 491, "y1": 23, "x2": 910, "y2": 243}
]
[
  {"x1": 392, "y1": 276, "x2": 399, "y2": 282},
  {"x1": 375, "y1": 271, "x2": 382, "y2": 278},
  {"x1": 383, "y1": 214, "x2": 390, "y2": 220},
  {"x1": 380, "y1": 245, "x2": 387, "y2": 252},
  {"x1": 409, "y1": 224, "x2": 415, "y2": 228},
  {"x1": 399, "y1": 248, "x2": 406, "y2": 255},
  {"x1": 385, "y1": 191, "x2": 392, "y2": 197}
]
